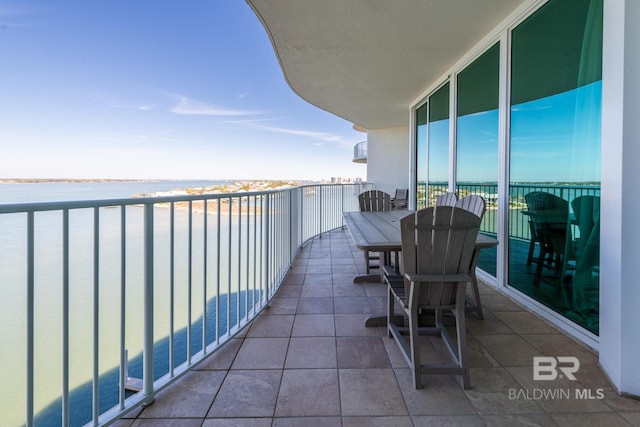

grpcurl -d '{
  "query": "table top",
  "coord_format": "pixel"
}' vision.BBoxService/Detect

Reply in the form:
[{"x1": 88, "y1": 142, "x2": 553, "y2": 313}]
[
  {"x1": 343, "y1": 210, "x2": 498, "y2": 252},
  {"x1": 343, "y1": 210, "x2": 408, "y2": 251}
]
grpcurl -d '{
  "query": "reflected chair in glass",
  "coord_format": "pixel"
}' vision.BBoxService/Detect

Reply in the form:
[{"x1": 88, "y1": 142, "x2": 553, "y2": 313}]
[
  {"x1": 386, "y1": 206, "x2": 481, "y2": 389},
  {"x1": 563, "y1": 195, "x2": 600, "y2": 330},
  {"x1": 358, "y1": 190, "x2": 393, "y2": 274},
  {"x1": 524, "y1": 191, "x2": 569, "y2": 287}
]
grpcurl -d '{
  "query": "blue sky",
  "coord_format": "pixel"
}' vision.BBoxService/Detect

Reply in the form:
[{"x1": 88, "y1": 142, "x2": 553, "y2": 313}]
[
  {"x1": 0, "y1": 1, "x2": 366, "y2": 181},
  {"x1": 417, "y1": 81, "x2": 601, "y2": 184}
]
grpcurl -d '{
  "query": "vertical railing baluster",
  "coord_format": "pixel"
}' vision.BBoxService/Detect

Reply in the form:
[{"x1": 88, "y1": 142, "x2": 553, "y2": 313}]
[
  {"x1": 119, "y1": 205, "x2": 126, "y2": 408},
  {"x1": 319, "y1": 185, "x2": 323, "y2": 236},
  {"x1": 169, "y1": 202, "x2": 175, "y2": 377},
  {"x1": 289, "y1": 190, "x2": 293, "y2": 263},
  {"x1": 26, "y1": 211, "x2": 34, "y2": 427},
  {"x1": 264, "y1": 194, "x2": 270, "y2": 299},
  {"x1": 216, "y1": 198, "x2": 221, "y2": 343},
  {"x1": 259, "y1": 194, "x2": 264, "y2": 305},
  {"x1": 187, "y1": 201, "x2": 193, "y2": 362},
  {"x1": 237, "y1": 196, "x2": 241, "y2": 327},
  {"x1": 227, "y1": 197, "x2": 232, "y2": 333},
  {"x1": 142, "y1": 203, "x2": 154, "y2": 406},
  {"x1": 299, "y1": 188, "x2": 304, "y2": 243},
  {"x1": 276, "y1": 194, "x2": 281, "y2": 282},
  {"x1": 341, "y1": 185, "x2": 345, "y2": 224},
  {"x1": 279, "y1": 194, "x2": 283, "y2": 281},
  {"x1": 62, "y1": 209, "x2": 70, "y2": 426},
  {"x1": 92, "y1": 207, "x2": 100, "y2": 426},
  {"x1": 245, "y1": 196, "x2": 250, "y2": 318},
  {"x1": 253, "y1": 195, "x2": 258, "y2": 310},
  {"x1": 203, "y1": 199, "x2": 208, "y2": 353}
]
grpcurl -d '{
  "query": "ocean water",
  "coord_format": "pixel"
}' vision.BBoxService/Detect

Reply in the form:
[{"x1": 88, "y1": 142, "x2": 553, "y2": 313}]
[
  {"x1": 0, "y1": 180, "x2": 259, "y2": 427},
  {"x1": 0, "y1": 180, "x2": 232, "y2": 204}
]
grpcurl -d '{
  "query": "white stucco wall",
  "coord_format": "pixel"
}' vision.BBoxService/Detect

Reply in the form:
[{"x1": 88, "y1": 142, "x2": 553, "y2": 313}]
[
  {"x1": 599, "y1": 0, "x2": 640, "y2": 397},
  {"x1": 366, "y1": 126, "x2": 410, "y2": 197}
]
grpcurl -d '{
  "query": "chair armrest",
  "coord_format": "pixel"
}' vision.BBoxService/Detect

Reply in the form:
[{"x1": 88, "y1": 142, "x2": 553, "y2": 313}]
[
  {"x1": 382, "y1": 264, "x2": 403, "y2": 284},
  {"x1": 404, "y1": 273, "x2": 472, "y2": 283}
]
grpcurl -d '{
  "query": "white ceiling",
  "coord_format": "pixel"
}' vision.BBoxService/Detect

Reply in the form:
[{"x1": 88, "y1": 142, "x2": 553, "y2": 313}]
[{"x1": 247, "y1": 0, "x2": 525, "y2": 130}]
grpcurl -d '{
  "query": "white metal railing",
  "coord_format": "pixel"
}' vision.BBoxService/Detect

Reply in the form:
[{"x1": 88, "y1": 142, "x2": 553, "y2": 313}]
[{"x1": 0, "y1": 182, "x2": 371, "y2": 427}]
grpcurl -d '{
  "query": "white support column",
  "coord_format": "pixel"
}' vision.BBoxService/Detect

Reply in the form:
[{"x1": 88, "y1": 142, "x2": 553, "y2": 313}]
[
  {"x1": 366, "y1": 126, "x2": 411, "y2": 195},
  {"x1": 599, "y1": 0, "x2": 640, "y2": 397}
]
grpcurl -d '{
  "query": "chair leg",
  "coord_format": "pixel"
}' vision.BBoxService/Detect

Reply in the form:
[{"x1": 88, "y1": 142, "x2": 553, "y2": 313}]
[
  {"x1": 409, "y1": 308, "x2": 422, "y2": 389},
  {"x1": 364, "y1": 251, "x2": 370, "y2": 274},
  {"x1": 533, "y1": 245, "x2": 548, "y2": 287},
  {"x1": 527, "y1": 222, "x2": 537, "y2": 266},
  {"x1": 470, "y1": 273, "x2": 484, "y2": 320},
  {"x1": 455, "y1": 305, "x2": 470, "y2": 389},
  {"x1": 387, "y1": 286, "x2": 395, "y2": 338}
]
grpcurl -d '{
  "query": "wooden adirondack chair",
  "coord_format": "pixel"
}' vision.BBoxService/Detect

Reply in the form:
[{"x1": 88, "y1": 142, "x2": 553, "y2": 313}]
[
  {"x1": 358, "y1": 190, "x2": 393, "y2": 273},
  {"x1": 391, "y1": 188, "x2": 409, "y2": 210},
  {"x1": 386, "y1": 205, "x2": 481, "y2": 389}
]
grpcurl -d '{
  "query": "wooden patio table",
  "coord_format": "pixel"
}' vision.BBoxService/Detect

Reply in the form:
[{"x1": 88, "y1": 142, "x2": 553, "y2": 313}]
[{"x1": 343, "y1": 210, "x2": 498, "y2": 325}]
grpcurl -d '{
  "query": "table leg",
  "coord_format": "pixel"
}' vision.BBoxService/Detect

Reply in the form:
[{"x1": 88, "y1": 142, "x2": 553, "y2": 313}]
[
  {"x1": 365, "y1": 314, "x2": 404, "y2": 327},
  {"x1": 352, "y1": 251, "x2": 391, "y2": 283}
]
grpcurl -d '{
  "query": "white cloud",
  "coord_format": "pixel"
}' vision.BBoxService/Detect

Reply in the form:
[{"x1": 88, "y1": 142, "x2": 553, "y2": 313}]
[
  {"x1": 170, "y1": 95, "x2": 261, "y2": 116},
  {"x1": 93, "y1": 92, "x2": 156, "y2": 111},
  {"x1": 250, "y1": 124, "x2": 346, "y2": 144}
]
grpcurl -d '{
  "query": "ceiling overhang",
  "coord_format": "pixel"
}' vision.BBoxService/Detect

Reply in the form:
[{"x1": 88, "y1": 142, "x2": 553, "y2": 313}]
[{"x1": 247, "y1": 0, "x2": 525, "y2": 130}]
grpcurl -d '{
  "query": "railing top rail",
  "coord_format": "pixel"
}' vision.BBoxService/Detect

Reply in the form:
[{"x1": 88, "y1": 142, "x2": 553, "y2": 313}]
[{"x1": 0, "y1": 182, "x2": 366, "y2": 214}]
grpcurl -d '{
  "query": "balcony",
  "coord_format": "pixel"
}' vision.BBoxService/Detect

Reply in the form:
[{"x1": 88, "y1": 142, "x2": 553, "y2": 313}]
[
  {"x1": 2, "y1": 183, "x2": 638, "y2": 426},
  {"x1": 115, "y1": 228, "x2": 640, "y2": 426},
  {"x1": 353, "y1": 141, "x2": 367, "y2": 163}
]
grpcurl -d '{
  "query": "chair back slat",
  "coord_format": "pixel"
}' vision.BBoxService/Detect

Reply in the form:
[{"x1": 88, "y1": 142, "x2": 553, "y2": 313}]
[
  {"x1": 400, "y1": 206, "x2": 481, "y2": 306},
  {"x1": 455, "y1": 194, "x2": 486, "y2": 219},
  {"x1": 358, "y1": 190, "x2": 392, "y2": 212},
  {"x1": 435, "y1": 192, "x2": 458, "y2": 207}
]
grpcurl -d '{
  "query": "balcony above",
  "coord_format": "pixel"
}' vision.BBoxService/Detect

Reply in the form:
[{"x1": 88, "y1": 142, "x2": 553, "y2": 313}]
[
  {"x1": 247, "y1": 0, "x2": 525, "y2": 130},
  {"x1": 353, "y1": 140, "x2": 367, "y2": 163}
]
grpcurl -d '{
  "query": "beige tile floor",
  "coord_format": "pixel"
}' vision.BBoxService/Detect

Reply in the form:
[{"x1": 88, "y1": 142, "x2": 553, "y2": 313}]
[{"x1": 115, "y1": 228, "x2": 640, "y2": 427}]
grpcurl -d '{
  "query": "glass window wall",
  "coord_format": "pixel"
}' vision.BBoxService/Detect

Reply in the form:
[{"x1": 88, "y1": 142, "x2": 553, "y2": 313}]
[
  {"x1": 415, "y1": 104, "x2": 428, "y2": 208},
  {"x1": 508, "y1": 0, "x2": 602, "y2": 334},
  {"x1": 415, "y1": 83, "x2": 450, "y2": 208},
  {"x1": 456, "y1": 43, "x2": 499, "y2": 276},
  {"x1": 427, "y1": 83, "x2": 450, "y2": 206}
]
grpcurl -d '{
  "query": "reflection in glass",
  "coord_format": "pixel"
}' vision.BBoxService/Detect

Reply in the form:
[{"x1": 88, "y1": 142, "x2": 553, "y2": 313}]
[
  {"x1": 427, "y1": 83, "x2": 450, "y2": 206},
  {"x1": 415, "y1": 83, "x2": 450, "y2": 209},
  {"x1": 508, "y1": 0, "x2": 602, "y2": 334},
  {"x1": 416, "y1": 104, "x2": 427, "y2": 208},
  {"x1": 456, "y1": 43, "x2": 499, "y2": 276}
]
